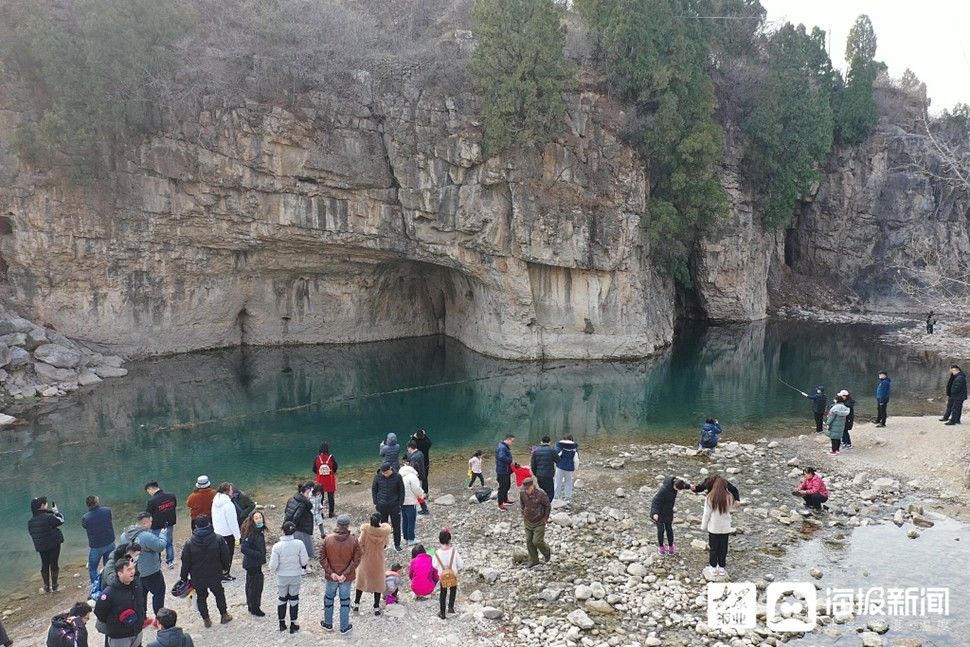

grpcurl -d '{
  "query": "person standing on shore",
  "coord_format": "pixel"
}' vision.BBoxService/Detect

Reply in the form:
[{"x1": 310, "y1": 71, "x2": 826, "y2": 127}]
[
  {"x1": 119, "y1": 512, "x2": 168, "y2": 616},
  {"x1": 229, "y1": 484, "x2": 256, "y2": 527},
  {"x1": 553, "y1": 435, "x2": 578, "y2": 504},
  {"x1": 239, "y1": 511, "x2": 267, "y2": 617},
  {"x1": 699, "y1": 476, "x2": 738, "y2": 579},
  {"x1": 467, "y1": 451, "x2": 485, "y2": 488},
  {"x1": 179, "y1": 514, "x2": 232, "y2": 628},
  {"x1": 805, "y1": 386, "x2": 827, "y2": 433},
  {"x1": 941, "y1": 364, "x2": 967, "y2": 425},
  {"x1": 379, "y1": 433, "x2": 401, "y2": 471},
  {"x1": 283, "y1": 483, "x2": 316, "y2": 561},
  {"x1": 650, "y1": 477, "x2": 691, "y2": 556},
  {"x1": 312, "y1": 443, "x2": 338, "y2": 519},
  {"x1": 269, "y1": 521, "x2": 308, "y2": 634},
  {"x1": 432, "y1": 529, "x2": 462, "y2": 620},
  {"x1": 144, "y1": 482, "x2": 177, "y2": 569},
  {"x1": 186, "y1": 476, "x2": 216, "y2": 524},
  {"x1": 926, "y1": 311, "x2": 937, "y2": 334},
  {"x1": 94, "y1": 559, "x2": 146, "y2": 647},
  {"x1": 874, "y1": 371, "x2": 891, "y2": 427},
  {"x1": 82, "y1": 495, "x2": 115, "y2": 587},
  {"x1": 28, "y1": 496, "x2": 64, "y2": 594},
  {"x1": 792, "y1": 467, "x2": 829, "y2": 513},
  {"x1": 519, "y1": 477, "x2": 551, "y2": 569},
  {"x1": 311, "y1": 485, "x2": 326, "y2": 538},
  {"x1": 530, "y1": 436, "x2": 557, "y2": 501},
  {"x1": 354, "y1": 513, "x2": 391, "y2": 616},
  {"x1": 838, "y1": 390, "x2": 856, "y2": 449},
  {"x1": 319, "y1": 513, "x2": 362, "y2": 635},
  {"x1": 406, "y1": 441, "x2": 430, "y2": 515},
  {"x1": 496, "y1": 434, "x2": 515, "y2": 511},
  {"x1": 825, "y1": 395, "x2": 851, "y2": 455},
  {"x1": 46, "y1": 601, "x2": 92, "y2": 647},
  {"x1": 399, "y1": 456, "x2": 425, "y2": 547},
  {"x1": 371, "y1": 463, "x2": 405, "y2": 552},
  {"x1": 211, "y1": 483, "x2": 240, "y2": 582},
  {"x1": 411, "y1": 429, "x2": 433, "y2": 499}
]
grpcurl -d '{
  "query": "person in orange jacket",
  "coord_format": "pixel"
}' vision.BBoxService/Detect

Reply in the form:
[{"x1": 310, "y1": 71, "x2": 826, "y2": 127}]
[{"x1": 187, "y1": 476, "x2": 216, "y2": 525}]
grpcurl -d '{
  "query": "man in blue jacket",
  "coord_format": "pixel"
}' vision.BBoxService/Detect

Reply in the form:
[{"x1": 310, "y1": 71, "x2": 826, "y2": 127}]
[
  {"x1": 875, "y1": 371, "x2": 891, "y2": 427},
  {"x1": 82, "y1": 495, "x2": 115, "y2": 586},
  {"x1": 495, "y1": 434, "x2": 515, "y2": 511}
]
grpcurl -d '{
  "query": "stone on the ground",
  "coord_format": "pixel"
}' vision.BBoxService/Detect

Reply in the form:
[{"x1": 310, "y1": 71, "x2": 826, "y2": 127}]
[
  {"x1": 585, "y1": 598, "x2": 614, "y2": 614},
  {"x1": 626, "y1": 562, "x2": 647, "y2": 577},
  {"x1": 911, "y1": 514, "x2": 934, "y2": 528},
  {"x1": 615, "y1": 487, "x2": 626, "y2": 497},
  {"x1": 0, "y1": 413, "x2": 15, "y2": 426},
  {"x1": 906, "y1": 529, "x2": 920, "y2": 539},
  {"x1": 434, "y1": 494, "x2": 456, "y2": 506},
  {"x1": 480, "y1": 568, "x2": 500, "y2": 584},
  {"x1": 468, "y1": 589, "x2": 484, "y2": 603},
  {"x1": 7, "y1": 346, "x2": 29, "y2": 368},
  {"x1": 40, "y1": 386, "x2": 59, "y2": 397},
  {"x1": 33, "y1": 343, "x2": 82, "y2": 368},
  {"x1": 34, "y1": 361, "x2": 75, "y2": 384},
  {"x1": 589, "y1": 582, "x2": 606, "y2": 599},
  {"x1": 574, "y1": 585, "x2": 591, "y2": 601},
  {"x1": 787, "y1": 457, "x2": 799, "y2": 466},
  {"x1": 892, "y1": 509, "x2": 905, "y2": 527},
  {"x1": 690, "y1": 539, "x2": 707, "y2": 551},
  {"x1": 606, "y1": 459, "x2": 625, "y2": 469},
  {"x1": 872, "y1": 477, "x2": 900, "y2": 492},
  {"x1": 809, "y1": 568, "x2": 823, "y2": 579},
  {"x1": 482, "y1": 606, "x2": 503, "y2": 620},
  {"x1": 93, "y1": 365, "x2": 128, "y2": 378},
  {"x1": 868, "y1": 619, "x2": 890, "y2": 634},
  {"x1": 77, "y1": 371, "x2": 103, "y2": 387},
  {"x1": 860, "y1": 631, "x2": 884, "y2": 646},
  {"x1": 537, "y1": 587, "x2": 560, "y2": 602},
  {"x1": 566, "y1": 608, "x2": 595, "y2": 629}
]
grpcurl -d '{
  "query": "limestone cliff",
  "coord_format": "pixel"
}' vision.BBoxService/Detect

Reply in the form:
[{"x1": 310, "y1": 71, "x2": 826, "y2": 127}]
[{"x1": 0, "y1": 82, "x2": 673, "y2": 360}]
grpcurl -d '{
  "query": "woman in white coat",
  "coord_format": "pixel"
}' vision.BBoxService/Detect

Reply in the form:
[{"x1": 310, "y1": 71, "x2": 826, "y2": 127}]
[
  {"x1": 212, "y1": 482, "x2": 241, "y2": 581},
  {"x1": 700, "y1": 476, "x2": 739, "y2": 579}
]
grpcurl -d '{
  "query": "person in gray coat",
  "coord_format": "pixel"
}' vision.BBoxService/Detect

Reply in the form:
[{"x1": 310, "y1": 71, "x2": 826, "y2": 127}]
[
  {"x1": 825, "y1": 396, "x2": 851, "y2": 455},
  {"x1": 269, "y1": 521, "x2": 309, "y2": 634},
  {"x1": 379, "y1": 433, "x2": 401, "y2": 470}
]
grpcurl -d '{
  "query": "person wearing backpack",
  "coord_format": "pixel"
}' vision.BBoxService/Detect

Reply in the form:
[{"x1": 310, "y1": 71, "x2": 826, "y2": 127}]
[
  {"x1": 146, "y1": 608, "x2": 194, "y2": 647},
  {"x1": 312, "y1": 443, "x2": 338, "y2": 518},
  {"x1": 433, "y1": 529, "x2": 463, "y2": 620},
  {"x1": 698, "y1": 418, "x2": 722, "y2": 451},
  {"x1": 46, "y1": 601, "x2": 91, "y2": 647}
]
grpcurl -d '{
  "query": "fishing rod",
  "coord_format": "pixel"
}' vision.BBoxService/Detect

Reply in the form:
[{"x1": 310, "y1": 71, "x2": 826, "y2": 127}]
[{"x1": 776, "y1": 376, "x2": 808, "y2": 397}]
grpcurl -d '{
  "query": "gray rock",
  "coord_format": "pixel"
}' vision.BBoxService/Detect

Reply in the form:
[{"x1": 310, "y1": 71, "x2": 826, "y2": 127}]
[
  {"x1": 892, "y1": 509, "x2": 905, "y2": 527},
  {"x1": 585, "y1": 599, "x2": 614, "y2": 614},
  {"x1": 24, "y1": 328, "x2": 47, "y2": 350},
  {"x1": 40, "y1": 386, "x2": 59, "y2": 397},
  {"x1": 0, "y1": 333, "x2": 26, "y2": 347},
  {"x1": 482, "y1": 606, "x2": 503, "y2": 620},
  {"x1": 537, "y1": 587, "x2": 560, "y2": 602},
  {"x1": 589, "y1": 582, "x2": 606, "y2": 599},
  {"x1": 434, "y1": 494, "x2": 456, "y2": 506},
  {"x1": 872, "y1": 477, "x2": 900, "y2": 492},
  {"x1": 467, "y1": 589, "x2": 484, "y2": 603},
  {"x1": 867, "y1": 619, "x2": 889, "y2": 634},
  {"x1": 100, "y1": 354, "x2": 124, "y2": 367},
  {"x1": 77, "y1": 371, "x2": 103, "y2": 387},
  {"x1": 34, "y1": 343, "x2": 82, "y2": 369},
  {"x1": 626, "y1": 562, "x2": 647, "y2": 577},
  {"x1": 0, "y1": 343, "x2": 10, "y2": 368},
  {"x1": 34, "y1": 362, "x2": 75, "y2": 384},
  {"x1": 911, "y1": 514, "x2": 934, "y2": 528},
  {"x1": 0, "y1": 320, "x2": 18, "y2": 336},
  {"x1": 906, "y1": 529, "x2": 920, "y2": 539},
  {"x1": 566, "y1": 608, "x2": 594, "y2": 629},
  {"x1": 480, "y1": 568, "x2": 501, "y2": 584},
  {"x1": 809, "y1": 568, "x2": 823, "y2": 579},
  {"x1": 7, "y1": 347, "x2": 30, "y2": 368},
  {"x1": 93, "y1": 365, "x2": 128, "y2": 378},
  {"x1": 860, "y1": 631, "x2": 884, "y2": 646},
  {"x1": 574, "y1": 585, "x2": 591, "y2": 601},
  {"x1": 0, "y1": 413, "x2": 16, "y2": 426}
]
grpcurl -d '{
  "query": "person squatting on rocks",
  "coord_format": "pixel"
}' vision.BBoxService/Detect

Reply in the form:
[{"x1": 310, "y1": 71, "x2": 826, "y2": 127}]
[
  {"x1": 384, "y1": 563, "x2": 401, "y2": 605},
  {"x1": 146, "y1": 608, "x2": 194, "y2": 647},
  {"x1": 519, "y1": 477, "x2": 551, "y2": 569},
  {"x1": 838, "y1": 390, "x2": 856, "y2": 449},
  {"x1": 411, "y1": 429, "x2": 433, "y2": 502},
  {"x1": 179, "y1": 514, "x2": 232, "y2": 628},
  {"x1": 875, "y1": 371, "x2": 891, "y2": 427},
  {"x1": 119, "y1": 512, "x2": 168, "y2": 616},
  {"x1": 95, "y1": 557, "x2": 146, "y2": 647},
  {"x1": 319, "y1": 513, "x2": 362, "y2": 635},
  {"x1": 372, "y1": 462, "x2": 405, "y2": 552},
  {"x1": 379, "y1": 433, "x2": 401, "y2": 471},
  {"x1": 144, "y1": 482, "x2": 177, "y2": 569},
  {"x1": 46, "y1": 601, "x2": 91, "y2": 647},
  {"x1": 805, "y1": 386, "x2": 827, "y2": 434},
  {"x1": 698, "y1": 476, "x2": 739, "y2": 579},
  {"x1": 399, "y1": 456, "x2": 425, "y2": 547},
  {"x1": 210, "y1": 483, "x2": 240, "y2": 582},
  {"x1": 530, "y1": 436, "x2": 557, "y2": 501},
  {"x1": 650, "y1": 477, "x2": 691, "y2": 556},
  {"x1": 467, "y1": 450, "x2": 485, "y2": 488},
  {"x1": 269, "y1": 520, "x2": 308, "y2": 634},
  {"x1": 354, "y1": 513, "x2": 392, "y2": 616},
  {"x1": 186, "y1": 476, "x2": 215, "y2": 524},
  {"x1": 496, "y1": 434, "x2": 515, "y2": 511},
  {"x1": 283, "y1": 483, "x2": 316, "y2": 560},
  {"x1": 406, "y1": 441, "x2": 430, "y2": 515},
  {"x1": 239, "y1": 510, "x2": 267, "y2": 617},
  {"x1": 554, "y1": 434, "x2": 579, "y2": 504},
  {"x1": 793, "y1": 467, "x2": 829, "y2": 513},
  {"x1": 313, "y1": 443, "x2": 338, "y2": 518},
  {"x1": 826, "y1": 395, "x2": 851, "y2": 455},
  {"x1": 698, "y1": 418, "x2": 722, "y2": 451},
  {"x1": 433, "y1": 529, "x2": 463, "y2": 621},
  {"x1": 941, "y1": 364, "x2": 967, "y2": 425},
  {"x1": 82, "y1": 495, "x2": 115, "y2": 587},
  {"x1": 408, "y1": 544, "x2": 437, "y2": 599},
  {"x1": 28, "y1": 496, "x2": 64, "y2": 594}
]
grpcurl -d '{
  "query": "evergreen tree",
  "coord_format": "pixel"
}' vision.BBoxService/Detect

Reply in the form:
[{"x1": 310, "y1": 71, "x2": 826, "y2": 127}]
[
  {"x1": 468, "y1": 0, "x2": 576, "y2": 156},
  {"x1": 836, "y1": 14, "x2": 880, "y2": 144}
]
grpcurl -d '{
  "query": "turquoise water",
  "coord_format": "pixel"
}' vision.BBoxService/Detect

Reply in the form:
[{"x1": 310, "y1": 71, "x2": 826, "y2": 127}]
[{"x1": 0, "y1": 320, "x2": 950, "y2": 596}]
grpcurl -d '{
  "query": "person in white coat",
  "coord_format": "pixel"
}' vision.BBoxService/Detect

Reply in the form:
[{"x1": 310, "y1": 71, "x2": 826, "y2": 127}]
[
  {"x1": 269, "y1": 521, "x2": 309, "y2": 633},
  {"x1": 700, "y1": 476, "x2": 740, "y2": 579},
  {"x1": 399, "y1": 458, "x2": 425, "y2": 546},
  {"x1": 212, "y1": 482, "x2": 241, "y2": 581}
]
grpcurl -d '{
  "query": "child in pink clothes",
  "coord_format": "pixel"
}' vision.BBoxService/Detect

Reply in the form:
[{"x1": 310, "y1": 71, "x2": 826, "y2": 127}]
[{"x1": 408, "y1": 544, "x2": 438, "y2": 598}]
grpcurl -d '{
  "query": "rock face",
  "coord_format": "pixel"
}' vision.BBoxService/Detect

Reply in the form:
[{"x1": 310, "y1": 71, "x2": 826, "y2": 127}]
[{"x1": 0, "y1": 84, "x2": 674, "y2": 360}]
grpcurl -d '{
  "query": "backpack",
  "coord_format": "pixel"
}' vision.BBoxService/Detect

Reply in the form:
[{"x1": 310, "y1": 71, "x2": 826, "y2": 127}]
[
  {"x1": 435, "y1": 550, "x2": 458, "y2": 589},
  {"x1": 701, "y1": 426, "x2": 717, "y2": 446},
  {"x1": 474, "y1": 487, "x2": 492, "y2": 503}
]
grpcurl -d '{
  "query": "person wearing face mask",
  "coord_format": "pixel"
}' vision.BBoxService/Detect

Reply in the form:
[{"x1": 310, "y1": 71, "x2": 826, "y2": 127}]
[{"x1": 240, "y1": 511, "x2": 268, "y2": 617}]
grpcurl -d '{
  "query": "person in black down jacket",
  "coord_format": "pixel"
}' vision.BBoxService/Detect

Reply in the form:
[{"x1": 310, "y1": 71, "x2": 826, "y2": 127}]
[
  {"x1": 179, "y1": 515, "x2": 231, "y2": 628},
  {"x1": 649, "y1": 477, "x2": 691, "y2": 557},
  {"x1": 46, "y1": 601, "x2": 91, "y2": 647},
  {"x1": 28, "y1": 496, "x2": 65, "y2": 593},
  {"x1": 239, "y1": 510, "x2": 267, "y2": 617},
  {"x1": 942, "y1": 364, "x2": 967, "y2": 425},
  {"x1": 405, "y1": 442, "x2": 430, "y2": 515},
  {"x1": 372, "y1": 463, "x2": 405, "y2": 552},
  {"x1": 283, "y1": 483, "x2": 315, "y2": 562},
  {"x1": 838, "y1": 390, "x2": 856, "y2": 449},
  {"x1": 94, "y1": 558, "x2": 146, "y2": 645},
  {"x1": 530, "y1": 436, "x2": 558, "y2": 501}
]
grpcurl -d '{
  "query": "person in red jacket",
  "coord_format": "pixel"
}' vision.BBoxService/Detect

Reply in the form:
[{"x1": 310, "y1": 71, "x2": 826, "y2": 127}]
[
  {"x1": 512, "y1": 463, "x2": 534, "y2": 488},
  {"x1": 793, "y1": 467, "x2": 829, "y2": 513},
  {"x1": 313, "y1": 443, "x2": 338, "y2": 519}
]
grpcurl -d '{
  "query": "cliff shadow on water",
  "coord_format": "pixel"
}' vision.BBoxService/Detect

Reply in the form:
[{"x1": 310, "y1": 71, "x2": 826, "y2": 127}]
[{"x1": 0, "y1": 320, "x2": 951, "y2": 598}]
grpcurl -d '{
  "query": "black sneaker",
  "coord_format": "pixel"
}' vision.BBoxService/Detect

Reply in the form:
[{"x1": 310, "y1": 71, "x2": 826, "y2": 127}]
[
  {"x1": 340, "y1": 624, "x2": 353, "y2": 635},
  {"x1": 289, "y1": 623, "x2": 299, "y2": 634},
  {"x1": 320, "y1": 621, "x2": 333, "y2": 632},
  {"x1": 374, "y1": 608, "x2": 382, "y2": 617}
]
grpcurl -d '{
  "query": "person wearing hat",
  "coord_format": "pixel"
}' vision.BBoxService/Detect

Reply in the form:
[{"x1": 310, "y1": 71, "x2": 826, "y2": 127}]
[
  {"x1": 119, "y1": 512, "x2": 169, "y2": 616},
  {"x1": 319, "y1": 514, "x2": 362, "y2": 634},
  {"x1": 371, "y1": 463, "x2": 405, "y2": 552},
  {"x1": 186, "y1": 476, "x2": 216, "y2": 523},
  {"x1": 519, "y1": 477, "x2": 551, "y2": 569},
  {"x1": 838, "y1": 390, "x2": 856, "y2": 449}
]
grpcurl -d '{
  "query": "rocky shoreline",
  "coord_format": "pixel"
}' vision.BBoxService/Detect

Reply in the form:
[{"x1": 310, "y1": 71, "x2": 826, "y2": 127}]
[{"x1": 4, "y1": 429, "x2": 959, "y2": 647}]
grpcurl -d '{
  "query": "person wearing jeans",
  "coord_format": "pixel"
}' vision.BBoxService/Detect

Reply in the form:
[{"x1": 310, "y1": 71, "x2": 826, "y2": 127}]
[
  {"x1": 81, "y1": 495, "x2": 115, "y2": 585},
  {"x1": 399, "y1": 459, "x2": 425, "y2": 546},
  {"x1": 875, "y1": 371, "x2": 891, "y2": 427},
  {"x1": 119, "y1": 512, "x2": 168, "y2": 615},
  {"x1": 372, "y1": 463, "x2": 405, "y2": 551},
  {"x1": 495, "y1": 434, "x2": 515, "y2": 510},
  {"x1": 145, "y1": 481, "x2": 177, "y2": 567},
  {"x1": 553, "y1": 435, "x2": 579, "y2": 504},
  {"x1": 320, "y1": 514, "x2": 362, "y2": 634}
]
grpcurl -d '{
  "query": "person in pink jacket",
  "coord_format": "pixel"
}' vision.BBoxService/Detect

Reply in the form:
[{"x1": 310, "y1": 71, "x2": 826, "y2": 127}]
[
  {"x1": 793, "y1": 467, "x2": 829, "y2": 513},
  {"x1": 407, "y1": 544, "x2": 438, "y2": 598}
]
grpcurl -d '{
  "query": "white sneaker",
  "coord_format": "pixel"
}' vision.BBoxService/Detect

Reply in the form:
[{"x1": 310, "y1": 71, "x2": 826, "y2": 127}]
[{"x1": 715, "y1": 567, "x2": 727, "y2": 577}]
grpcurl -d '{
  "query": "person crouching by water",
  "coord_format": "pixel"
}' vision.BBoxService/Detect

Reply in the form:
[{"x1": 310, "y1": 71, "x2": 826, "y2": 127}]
[
  {"x1": 650, "y1": 477, "x2": 691, "y2": 556},
  {"x1": 698, "y1": 418, "x2": 722, "y2": 452},
  {"x1": 825, "y1": 395, "x2": 851, "y2": 455},
  {"x1": 792, "y1": 467, "x2": 829, "y2": 514},
  {"x1": 698, "y1": 476, "x2": 739, "y2": 580}
]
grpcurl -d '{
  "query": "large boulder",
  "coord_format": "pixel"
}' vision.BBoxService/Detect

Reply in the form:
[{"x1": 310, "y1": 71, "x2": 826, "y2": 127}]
[
  {"x1": 34, "y1": 343, "x2": 82, "y2": 369},
  {"x1": 34, "y1": 361, "x2": 76, "y2": 384}
]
